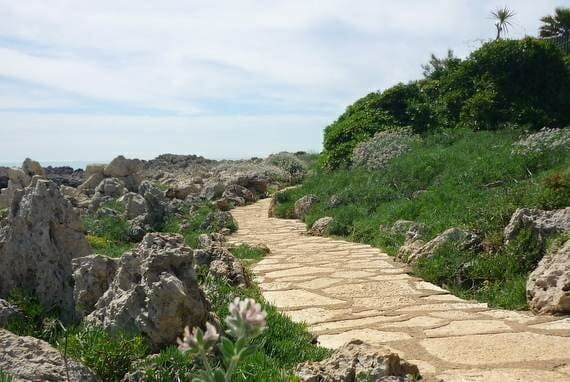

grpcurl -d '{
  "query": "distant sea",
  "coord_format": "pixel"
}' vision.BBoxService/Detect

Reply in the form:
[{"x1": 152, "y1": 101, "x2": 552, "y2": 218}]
[{"x1": 0, "y1": 161, "x2": 95, "y2": 170}]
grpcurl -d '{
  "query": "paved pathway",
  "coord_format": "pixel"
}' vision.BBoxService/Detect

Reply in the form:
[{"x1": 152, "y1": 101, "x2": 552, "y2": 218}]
[{"x1": 229, "y1": 199, "x2": 570, "y2": 382}]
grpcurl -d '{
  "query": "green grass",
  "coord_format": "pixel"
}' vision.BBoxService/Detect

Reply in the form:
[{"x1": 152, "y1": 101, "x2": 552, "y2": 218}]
[
  {"x1": 231, "y1": 244, "x2": 268, "y2": 265},
  {"x1": 275, "y1": 128, "x2": 570, "y2": 309},
  {"x1": 0, "y1": 369, "x2": 14, "y2": 382},
  {"x1": 59, "y1": 326, "x2": 148, "y2": 382}
]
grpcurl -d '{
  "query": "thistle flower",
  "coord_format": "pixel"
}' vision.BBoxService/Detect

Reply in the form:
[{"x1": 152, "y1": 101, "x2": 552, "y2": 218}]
[{"x1": 225, "y1": 297, "x2": 267, "y2": 338}]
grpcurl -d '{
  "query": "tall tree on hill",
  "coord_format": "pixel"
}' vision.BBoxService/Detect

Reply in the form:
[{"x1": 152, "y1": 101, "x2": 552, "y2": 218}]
[
  {"x1": 491, "y1": 6, "x2": 516, "y2": 40},
  {"x1": 539, "y1": 7, "x2": 570, "y2": 38}
]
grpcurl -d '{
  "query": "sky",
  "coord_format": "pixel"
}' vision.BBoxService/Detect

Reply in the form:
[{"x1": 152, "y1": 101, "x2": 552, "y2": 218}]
[{"x1": 0, "y1": 0, "x2": 565, "y2": 164}]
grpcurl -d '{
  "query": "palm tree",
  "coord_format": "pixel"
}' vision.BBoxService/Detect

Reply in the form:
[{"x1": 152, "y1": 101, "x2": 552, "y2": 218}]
[
  {"x1": 539, "y1": 7, "x2": 570, "y2": 38},
  {"x1": 491, "y1": 6, "x2": 516, "y2": 40}
]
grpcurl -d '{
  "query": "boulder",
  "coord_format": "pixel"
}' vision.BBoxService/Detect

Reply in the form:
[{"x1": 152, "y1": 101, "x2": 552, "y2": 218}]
[
  {"x1": 78, "y1": 173, "x2": 105, "y2": 195},
  {"x1": 0, "y1": 298, "x2": 23, "y2": 328},
  {"x1": 328, "y1": 194, "x2": 345, "y2": 208},
  {"x1": 103, "y1": 155, "x2": 143, "y2": 178},
  {"x1": 398, "y1": 228, "x2": 481, "y2": 263},
  {"x1": 294, "y1": 194, "x2": 319, "y2": 220},
  {"x1": 139, "y1": 181, "x2": 168, "y2": 230},
  {"x1": 118, "y1": 192, "x2": 147, "y2": 219},
  {"x1": 22, "y1": 158, "x2": 45, "y2": 178},
  {"x1": 233, "y1": 173, "x2": 268, "y2": 195},
  {"x1": 85, "y1": 164, "x2": 106, "y2": 178},
  {"x1": 504, "y1": 207, "x2": 570, "y2": 242},
  {"x1": 311, "y1": 217, "x2": 334, "y2": 236},
  {"x1": 222, "y1": 184, "x2": 255, "y2": 206},
  {"x1": 390, "y1": 220, "x2": 426, "y2": 240},
  {"x1": 72, "y1": 255, "x2": 119, "y2": 319},
  {"x1": 86, "y1": 233, "x2": 210, "y2": 350},
  {"x1": 0, "y1": 178, "x2": 91, "y2": 320},
  {"x1": 165, "y1": 181, "x2": 201, "y2": 200},
  {"x1": 201, "y1": 180, "x2": 225, "y2": 200},
  {"x1": 43, "y1": 166, "x2": 85, "y2": 188},
  {"x1": 0, "y1": 328, "x2": 100, "y2": 382},
  {"x1": 527, "y1": 240, "x2": 570, "y2": 314},
  {"x1": 296, "y1": 340, "x2": 419, "y2": 382},
  {"x1": 94, "y1": 177, "x2": 125, "y2": 198},
  {"x1": 195, "y1": 236, "x2": 246, "y2": 286},
  {"x1": 199, "y1": 211, "x2": 237, "y2": 233}
]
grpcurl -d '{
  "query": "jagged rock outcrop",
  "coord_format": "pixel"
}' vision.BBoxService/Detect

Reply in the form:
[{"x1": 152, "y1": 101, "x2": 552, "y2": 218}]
[
  {"x1": 0, "y1": 328, "x2": 100, "y2": 382},
  {"x1": 0, "y1": 298, "x2": 23, "y2": 327},
  {"x1": 397, "y1": 227, "x2": 481, "y2": 263},
  {"x1": 22, "y1": 158, "x2": 45, "y2": 179},
  {"x1": 201, "y1": 180, "x2": 225, "y2": 200},
  {"x1": 138, "y1": 181, "x2": 168, "y2": 230},
  {"x1": 200, "y1": 211, "x2": 237, "y2": 233},
  {"x1": 72, "y1": 255, "x2": 119, "y2": 319},
  {"x1": 195, "y1": 234, "x2": 246, "y2": 286},
  {"x1": 0, "y1": 177, "x2": 90, "y2": 320},
  {"x1": 296, "y1": 340, "x2": 420, "y2": 382},
  {"x1": 294, "y1": 194, "x2": 319, "y2": 220},
  {"x1": 103, "y1": 155, "x2": 143, "y2": 178},
  {"x1": 118, "y1": 192, "x2": 147, "y2": 220},
  {"x1": 222, "y1": 184, "x2": 255, "y2": 206},
  {"x1": 527, "y1": 240, "x2": 570, "y2": 314},
  {"x1": 311, "y1": 217, "x2": 334, "y2": 236},
  {"x1": 86, "y1": 233, "x2": 210, "y2": 349},
  {"x1": 504, "y1": 207, "x2": 570, "y2": 242},
  {"x1": 44, "y1": 166, "x2": 85, "y2": 187}
]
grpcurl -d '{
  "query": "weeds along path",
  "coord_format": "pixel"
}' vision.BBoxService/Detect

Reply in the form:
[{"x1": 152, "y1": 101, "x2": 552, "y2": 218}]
[{"x1": 229, "y1": 199, "x2": 570, "y2": 382}]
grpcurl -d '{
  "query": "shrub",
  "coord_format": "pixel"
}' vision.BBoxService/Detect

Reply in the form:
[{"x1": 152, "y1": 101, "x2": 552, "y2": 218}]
[
  {"x1": 321, "y1": 37, "x2": 570, "y2": 168},
  {"x1": 60, "y1": 326, "x2": 148, "y2": 382},
  {"x1": 265, "y1": 152, "x2": 308, "y2": 183},
  {"x1": 351, "y1": 127, "x2": 421, "y2": 170},
  {"x1": 513, "y1": 127, "x2": 570, "y2": 155}
]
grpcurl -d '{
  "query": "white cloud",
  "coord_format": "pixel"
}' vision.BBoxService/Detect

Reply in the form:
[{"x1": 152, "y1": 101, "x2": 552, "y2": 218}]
[{"x1": 0, "y1": 0, "x2": 562, "y2": 163}]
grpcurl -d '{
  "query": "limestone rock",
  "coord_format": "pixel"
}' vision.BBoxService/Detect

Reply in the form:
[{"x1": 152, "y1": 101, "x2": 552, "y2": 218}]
[
  {"x1": 390, "y1": 220, "x2": 425, "y2": 240},
  {"x1": 165, "y1": 181, "x2": 201, "y2": 200},
  {"x1": 95, "y1": 177, "x2": 125, "y2": 198},
  {"x1": 72, "y1": 255, "x2": 119, "y2": 319},
  {"x1": 85, "y1": 164, "x2": 106, "y2": 178},
  {"x1": 398, "y1": 228, "x2": 481, "y2": 263},
  {"x1": 201, "y1": 180, "x2": 225, "y2": 200},
  {"x1": 0, "y1": 328, "x2": 100, "y2": 382},
  {"x1": 222, "y1": 184, "x2": 255, "y2": 206},
  {"x1": 527, "y1": 240, "x2": 570, "y2": 314},
  {"x1": 295, "y1": 340, "x2": 419, "y2": 382},
  {"x1": 200, "y1": 211, "x2": 237, "y2": 233},
  {"x1": 22, "y1": 158, "x2": 45, "y2": 179},
  {"x1": 103, "y1": 155, "x2": 143, "y2": 178},
  {"x1": 311, "y1": 217, "x2": 334, "y2": 236},
  {"x1": 294, "y1": 194, "x2": 319, "y2": 220},
  {"x1": 505, "y1": 207, "x2": 570, "y2": 241},
  {"x1": 0, "y1": 178, "x2": 91, "y2": 320},
  {"x1": 139, "y1": 181, "x2": 168, "y2": 230},
  {"x1": 194, "y1": 238, "x2": 246, "y2": 286},
  {"x1": 119, "y1": 192, "x2": 147, "y2": 219},
  {"x1": 86, "y1": 233, "x2": 210, "y2": 349},
  {"x1": 328, "y1": 194, "x2": 346, "y2": 208},
  {"x1": 78, "y1": 173, "x2": 105, "y2": 195},
  {"x1": 0, "y1": 298, "x2": 23, "y2": 327}
]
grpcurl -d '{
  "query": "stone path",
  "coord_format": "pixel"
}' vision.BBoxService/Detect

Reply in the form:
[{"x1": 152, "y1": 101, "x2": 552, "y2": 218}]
[{"x1": 229, "y1": 199, "x2": 570, "y2": 382}]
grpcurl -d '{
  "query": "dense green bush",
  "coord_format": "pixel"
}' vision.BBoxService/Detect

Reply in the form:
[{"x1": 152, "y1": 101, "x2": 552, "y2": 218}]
[{"x1": 322, "y1": 37, "x2": 570, "y2": 168}]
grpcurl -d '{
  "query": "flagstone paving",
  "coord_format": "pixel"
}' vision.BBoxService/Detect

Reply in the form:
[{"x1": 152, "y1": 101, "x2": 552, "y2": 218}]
[{"x1": 229, "y1": 199, "x2": 570, "y2": 382}]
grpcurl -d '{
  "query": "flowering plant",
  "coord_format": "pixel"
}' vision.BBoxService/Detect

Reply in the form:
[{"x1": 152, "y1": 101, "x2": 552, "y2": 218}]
[{"x1": 178, "y1": 297, "x2": 267, "y2": 382}]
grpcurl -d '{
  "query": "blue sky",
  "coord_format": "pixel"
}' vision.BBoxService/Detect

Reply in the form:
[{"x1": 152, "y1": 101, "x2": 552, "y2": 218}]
[{"x1": 0, "y1": 0, "x2": 564, "y2": 163}]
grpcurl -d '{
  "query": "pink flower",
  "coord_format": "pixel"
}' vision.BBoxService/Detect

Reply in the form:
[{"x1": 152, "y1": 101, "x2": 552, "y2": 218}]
[
  {"x1": 177, "y1": 322, "x2": 219, "y2": 352},
  {"x1": 226, "y1": 297, "x2": 267, "y2": 337}
]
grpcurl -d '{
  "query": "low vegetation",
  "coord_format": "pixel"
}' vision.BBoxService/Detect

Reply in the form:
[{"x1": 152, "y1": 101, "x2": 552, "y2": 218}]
[{"x1": 275, "y1": 128, "x2": 569, "y2": 309}]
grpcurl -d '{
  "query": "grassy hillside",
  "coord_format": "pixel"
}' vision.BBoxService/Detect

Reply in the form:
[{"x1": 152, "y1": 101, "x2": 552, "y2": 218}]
[{"x1": 274, "y1": 128, "x2": 569, "y2": 309}]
